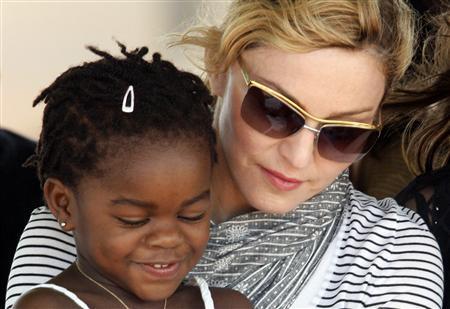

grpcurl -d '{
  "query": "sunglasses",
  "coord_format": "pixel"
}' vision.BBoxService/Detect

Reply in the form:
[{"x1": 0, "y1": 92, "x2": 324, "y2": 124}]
[{"x1": 239, "y1": 65, "x2": 381, "y2": 163}]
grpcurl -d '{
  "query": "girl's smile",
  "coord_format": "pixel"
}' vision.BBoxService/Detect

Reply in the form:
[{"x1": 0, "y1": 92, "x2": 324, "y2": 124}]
[{"x1": 137, "y1": 262, "x2": 181, "y2": 279}]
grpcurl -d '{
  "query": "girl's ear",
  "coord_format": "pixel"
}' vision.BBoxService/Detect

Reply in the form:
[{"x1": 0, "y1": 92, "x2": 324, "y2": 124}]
[{"x1": 43, "y1": 178, "x2": 77, "y2": 231}]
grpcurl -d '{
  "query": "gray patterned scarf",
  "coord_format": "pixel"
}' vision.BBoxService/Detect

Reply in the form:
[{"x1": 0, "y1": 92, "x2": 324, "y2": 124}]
[{"x1": 188, "y1": 171, "x2": 350, "y2": 309}]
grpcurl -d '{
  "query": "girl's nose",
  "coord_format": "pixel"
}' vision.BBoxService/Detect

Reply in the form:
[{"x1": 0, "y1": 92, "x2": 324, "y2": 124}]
[
  {"x1": 278, "y1": 127, "x2": 316, "y2": 169},
  {"x1": 142, "y1": 221, "x2": 185, "y2": 249}
]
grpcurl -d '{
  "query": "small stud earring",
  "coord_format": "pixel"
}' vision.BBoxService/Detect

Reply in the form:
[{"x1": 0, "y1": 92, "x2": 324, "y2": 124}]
[{"x1": 60, "y1": 221, "x2": 67, "y2": 228}]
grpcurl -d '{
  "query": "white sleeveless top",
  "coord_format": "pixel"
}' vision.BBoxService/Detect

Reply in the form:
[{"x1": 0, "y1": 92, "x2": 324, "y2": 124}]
[
  {"x1": 23, "y1": 278, "x2": 214, "y2": 309},
  {"x1": 23, "y1": 283, "x2": 89, "y2": 309},
  {"x1": 194, "y1": 276, "x2": 215, "y2": 309}
]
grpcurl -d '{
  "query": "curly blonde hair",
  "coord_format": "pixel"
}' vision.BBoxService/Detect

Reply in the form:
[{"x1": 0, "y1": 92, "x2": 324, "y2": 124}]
[{"x1": 176, "y1": 0, "x2": 416, "y2": 90}]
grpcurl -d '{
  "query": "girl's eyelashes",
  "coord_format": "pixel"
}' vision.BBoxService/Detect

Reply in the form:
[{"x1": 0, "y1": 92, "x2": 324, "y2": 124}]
[
  {"x1": 116, "y1": 217, "x2": 149, "y2": 227},
  {"x1": 114, "y1": 211, "x2": 207, "y2": 227},
  {"x1": 178, "y1": 213, "x2": 206, "y2": 222}
]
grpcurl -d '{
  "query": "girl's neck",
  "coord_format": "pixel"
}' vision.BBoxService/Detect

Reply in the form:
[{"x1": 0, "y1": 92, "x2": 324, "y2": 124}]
[
  {"x1": 210, "y1": 141, "x2": 254, "y2": 223},
  {"x1": 74, "y1": 256, "x2": 164, "y2": 308}
]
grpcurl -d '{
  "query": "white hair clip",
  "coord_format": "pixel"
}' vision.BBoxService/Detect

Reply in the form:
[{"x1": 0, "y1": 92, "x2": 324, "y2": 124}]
[{"x1": 122, "y1": 85, "x2": 134, "y2": 113}]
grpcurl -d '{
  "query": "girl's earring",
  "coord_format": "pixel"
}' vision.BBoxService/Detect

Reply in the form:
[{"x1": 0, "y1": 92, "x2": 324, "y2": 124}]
[{"x1": 60, "y1": 221, "x2": 67, "y2": 228}]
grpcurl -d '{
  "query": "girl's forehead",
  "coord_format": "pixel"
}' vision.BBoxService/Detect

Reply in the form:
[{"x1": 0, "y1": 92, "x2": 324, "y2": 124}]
[
  {"x1": 103, "y1": 140, "x2": 210, "y2": 176},
  {"x1": 76, "y1": 142, "x2": 212, "y2": 205}
]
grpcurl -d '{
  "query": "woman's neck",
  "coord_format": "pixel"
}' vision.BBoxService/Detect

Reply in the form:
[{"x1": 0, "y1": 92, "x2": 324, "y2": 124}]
[{"x1": 210, "y1": 141, "x2": 254, "y2": 223}]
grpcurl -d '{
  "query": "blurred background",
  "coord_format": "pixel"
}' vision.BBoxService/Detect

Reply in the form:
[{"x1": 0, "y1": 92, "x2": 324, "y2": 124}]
[{"x1": 0, "y1": 0, "x2": 230, "y2": 140}]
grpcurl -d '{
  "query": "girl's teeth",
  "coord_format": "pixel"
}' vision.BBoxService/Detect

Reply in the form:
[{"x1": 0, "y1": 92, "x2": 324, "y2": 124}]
[{"x1": 152, "y1": 264, "x2": 169, "y2": 269}]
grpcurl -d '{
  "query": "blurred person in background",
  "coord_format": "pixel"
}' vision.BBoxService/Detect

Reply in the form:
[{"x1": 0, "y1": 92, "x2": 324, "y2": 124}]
[
  {"x1": 395, "y1": 8, "x2": 450, "y2": 308},
  {"x1": 350, "y1": 0, "x2": 445, "y2": 199}
]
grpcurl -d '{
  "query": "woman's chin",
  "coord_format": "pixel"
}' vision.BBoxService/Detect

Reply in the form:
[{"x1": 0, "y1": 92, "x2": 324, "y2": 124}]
[{"x1": 248, "y1": 193, "x2": 307, "y2": 214}]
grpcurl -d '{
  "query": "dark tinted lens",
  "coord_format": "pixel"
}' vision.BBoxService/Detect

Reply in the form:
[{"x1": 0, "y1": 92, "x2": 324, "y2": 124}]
[
  {"x1": 318, "y1": 126, "x2": 379, "y2": 162},
  {"x1": 241, "y1": 87, "x2": 305, "y2": 138}
]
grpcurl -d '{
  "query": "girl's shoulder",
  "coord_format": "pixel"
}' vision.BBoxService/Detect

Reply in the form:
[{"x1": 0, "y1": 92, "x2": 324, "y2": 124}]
[
  {"x1": 210, "y1": 287, "x2": 253, "y2": 309},
  {"x1": 13, "y1": 284, "x2": 87, "y2": 309},
  {"x1": 190, "y1": 275, "x2": 251, "y2": 308},
  {"x1": 173, "y1": 284, "x2": 252, "y2": 309}
]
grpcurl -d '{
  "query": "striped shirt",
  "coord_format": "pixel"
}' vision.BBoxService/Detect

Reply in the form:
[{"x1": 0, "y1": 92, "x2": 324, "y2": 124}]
[
  {"x1": 303, "y1": 190, "x2": 443, "y2": 308},
  {"x1": 6, "y1": 189, "x2": 443, "y2": 308}
]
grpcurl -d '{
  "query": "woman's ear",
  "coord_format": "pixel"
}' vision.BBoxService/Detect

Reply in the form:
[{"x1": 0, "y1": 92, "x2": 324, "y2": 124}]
[
  {"x1": 208, "y1": 70, "x2": 227, "y2": 97},
  {"x1": 205, "y1": 47, "x2": 227, "y2": 97},
  {"x1": 43, "y1": 178, "x2": 77, "y2": 231}
]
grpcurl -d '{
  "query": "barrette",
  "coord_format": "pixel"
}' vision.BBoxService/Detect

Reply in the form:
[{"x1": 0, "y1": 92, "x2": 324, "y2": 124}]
[{"x1": 122, "y1": 85, "x2": 134, "y2": 113}]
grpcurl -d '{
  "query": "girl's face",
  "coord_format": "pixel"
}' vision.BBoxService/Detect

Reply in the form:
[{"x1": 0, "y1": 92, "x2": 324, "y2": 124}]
[
  {"x1": 71, "y1": 142, "x2": 211, "y2": 301},
  {"x1": 214, "y1": 47, "x2": 386, "y2": 214}
]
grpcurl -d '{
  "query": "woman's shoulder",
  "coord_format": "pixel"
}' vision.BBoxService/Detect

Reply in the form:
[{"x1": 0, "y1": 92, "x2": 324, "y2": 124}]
[
  {"x1": 13, "y1": 284, "x2": 84, "y2": 309},
  {"x1": 348, "y1": 188, "x2": 432, "y2": 233},
  {"x1": 344, "y1": 188, "x2": 442, "y2": 278},
  {"x1": 210, "y1": 287, "x2": 253, "y2": 309},
  {"x1": 6, "y1": 206, "x2": 77, "y2": 309},
  {"x1": 313, "y1": 189, "x2": 444, "y2": 308}
]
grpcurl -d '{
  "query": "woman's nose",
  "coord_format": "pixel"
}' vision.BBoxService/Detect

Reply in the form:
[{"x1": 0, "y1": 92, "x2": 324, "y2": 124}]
[
  {"x1": 278, "y1": 128, "x2": 316, "y2": 169},
  {"x1": 142, "y1": 221, "x2": 185, "y2": 249}
]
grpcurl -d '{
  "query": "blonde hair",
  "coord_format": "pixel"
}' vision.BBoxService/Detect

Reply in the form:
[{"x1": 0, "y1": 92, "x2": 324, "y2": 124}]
[
  {"x1": 401, "y1": 10, "x2": 450, "y2": 176},
  {"x1": 176, "y1": 0, "x2": 416, "y2": 88}
]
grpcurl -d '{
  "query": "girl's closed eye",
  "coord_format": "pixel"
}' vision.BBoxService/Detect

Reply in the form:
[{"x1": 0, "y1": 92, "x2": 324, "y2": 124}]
[
  {"x1": 178, "y1": 212, "x2": 207, "y2": 222},
  {"x1": 178, "y1": 190, "x2": 210, "y2": 222},
  {"x1": 116, "y1": 216, "x2": 149, "y2": 227}
]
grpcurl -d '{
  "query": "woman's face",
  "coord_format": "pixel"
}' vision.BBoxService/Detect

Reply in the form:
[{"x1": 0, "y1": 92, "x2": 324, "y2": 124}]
[{"x1": 214, "y1": 47, "x2": 386, "y2": 213}]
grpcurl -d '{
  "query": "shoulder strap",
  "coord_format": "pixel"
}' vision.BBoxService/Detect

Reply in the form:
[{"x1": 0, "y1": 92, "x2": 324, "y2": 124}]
[
  {"x1": 193, "y1": 277, "x2": 215, "y2": 309},
  {"x1": 33, "y1": 283, "x2": 89, "y2": 309}
]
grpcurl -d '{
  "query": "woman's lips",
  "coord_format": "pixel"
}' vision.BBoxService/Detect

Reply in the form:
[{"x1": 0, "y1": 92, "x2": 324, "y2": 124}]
[
  {"x1": 261, "y1": 166, "x2": 302, "y2": 191},
  {"x1": 138, "y1": 262, "x2": 181, "y2": 280}
]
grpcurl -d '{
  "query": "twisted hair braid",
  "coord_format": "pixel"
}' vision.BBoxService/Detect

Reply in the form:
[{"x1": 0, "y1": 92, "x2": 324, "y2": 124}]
[{"x1": 25, "y1": 43, "x2": 215, "y2": 188}]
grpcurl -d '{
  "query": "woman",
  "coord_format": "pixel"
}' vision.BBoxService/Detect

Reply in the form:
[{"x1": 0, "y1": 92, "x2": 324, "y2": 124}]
[{"x1": 7, "y1": 1, "x2": 443, "y2": 308}]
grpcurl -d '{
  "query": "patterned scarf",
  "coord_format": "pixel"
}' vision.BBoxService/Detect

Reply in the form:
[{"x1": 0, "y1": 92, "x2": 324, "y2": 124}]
[{"x1": 188, "y1": 171, "x2": 350, "y2": 309}]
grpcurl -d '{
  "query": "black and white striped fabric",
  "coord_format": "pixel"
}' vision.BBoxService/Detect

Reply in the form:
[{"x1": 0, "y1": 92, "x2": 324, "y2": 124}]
[
  {"x1": 6, "y1": 207, "x2": 76, "y2": 309},
  {"x1": 311, "y1": 190, "x2": 443, "y2": 308},
  {"x1": 6, "y1": 190, "x2": 443, "y2": 308}
]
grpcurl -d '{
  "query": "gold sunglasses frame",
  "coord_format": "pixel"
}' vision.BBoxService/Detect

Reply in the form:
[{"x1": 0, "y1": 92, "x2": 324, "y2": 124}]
[{"x1": 240, "y1": 66, "x2": 382, "y2": 135}]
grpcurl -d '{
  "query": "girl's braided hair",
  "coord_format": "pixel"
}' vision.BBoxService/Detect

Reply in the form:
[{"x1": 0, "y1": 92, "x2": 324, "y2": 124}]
[{"x1": 25, "y1": 42, "x2": 216, "y2": 188}]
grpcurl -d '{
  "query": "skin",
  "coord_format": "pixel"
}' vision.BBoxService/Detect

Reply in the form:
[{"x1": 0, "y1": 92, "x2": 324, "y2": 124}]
[
  {"x1": 209, "y1": 47, "x2": 386, "y2": 222},
  {"x1": 15, "y1": 140, "x2": 252, "y2": 308}
]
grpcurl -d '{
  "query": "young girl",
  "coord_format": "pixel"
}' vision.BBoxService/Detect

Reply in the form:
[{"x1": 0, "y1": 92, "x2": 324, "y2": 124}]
[{"x1": 13, "y1": 44, "x2": 251, "y2": 309}]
